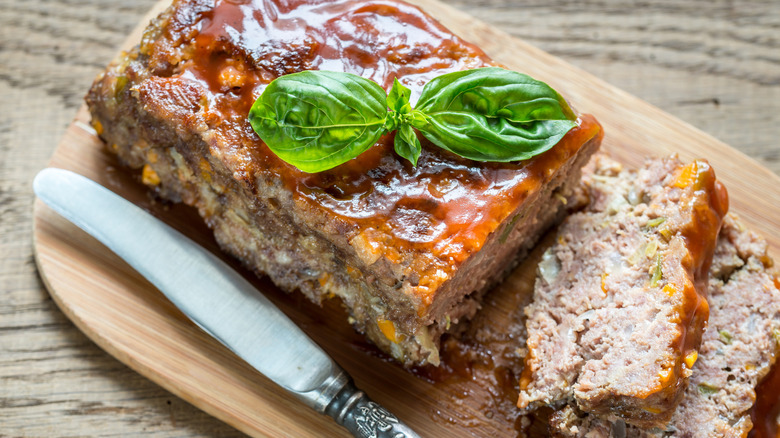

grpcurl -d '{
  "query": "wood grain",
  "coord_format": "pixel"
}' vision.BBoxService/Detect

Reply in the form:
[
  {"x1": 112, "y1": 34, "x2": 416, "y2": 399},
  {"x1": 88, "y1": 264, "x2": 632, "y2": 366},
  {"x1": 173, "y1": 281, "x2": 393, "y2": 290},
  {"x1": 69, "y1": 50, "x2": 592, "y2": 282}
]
[
  {"x1": 449, "y1": 0, "x2": 780, "y2": 171},
  {"x1": 3, "y1": 0, "x2": 779, "y2": 436},
  {"x1": 1, "y1": 1, "x2": 245, "y2": 436}
]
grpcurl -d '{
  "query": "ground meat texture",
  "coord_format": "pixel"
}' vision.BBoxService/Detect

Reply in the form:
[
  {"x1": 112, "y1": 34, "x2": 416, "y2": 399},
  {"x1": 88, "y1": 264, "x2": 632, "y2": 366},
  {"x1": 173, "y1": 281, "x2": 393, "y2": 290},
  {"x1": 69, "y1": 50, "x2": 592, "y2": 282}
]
[
  {"x1": 86, "y1": 0, "x2": 602, "y2": 366},
  {"x1": 549, "y1": 214, "x2": 780, "y2": 437},
  {"x1": 518, "y1": 155, "x2": 728, "y2": 427}
]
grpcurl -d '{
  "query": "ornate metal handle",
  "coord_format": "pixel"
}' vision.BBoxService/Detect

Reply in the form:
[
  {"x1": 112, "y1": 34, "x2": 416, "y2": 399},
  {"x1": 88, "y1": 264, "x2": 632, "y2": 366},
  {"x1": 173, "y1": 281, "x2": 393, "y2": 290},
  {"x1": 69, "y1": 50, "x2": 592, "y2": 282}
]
[
  {"x1": 324, "y1": 379, "x2": 421, "y2": 438},
  {"x1": 292, "y1": 364, "x2": 420, "y2": 438}
]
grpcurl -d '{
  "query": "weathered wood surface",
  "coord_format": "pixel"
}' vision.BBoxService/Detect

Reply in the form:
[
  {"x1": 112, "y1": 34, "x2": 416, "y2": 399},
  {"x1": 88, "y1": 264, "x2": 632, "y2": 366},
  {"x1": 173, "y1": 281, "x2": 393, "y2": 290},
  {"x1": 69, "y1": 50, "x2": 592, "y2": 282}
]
[{"x1": 2, "y1": 0, "x2": 779, "y2": 436}]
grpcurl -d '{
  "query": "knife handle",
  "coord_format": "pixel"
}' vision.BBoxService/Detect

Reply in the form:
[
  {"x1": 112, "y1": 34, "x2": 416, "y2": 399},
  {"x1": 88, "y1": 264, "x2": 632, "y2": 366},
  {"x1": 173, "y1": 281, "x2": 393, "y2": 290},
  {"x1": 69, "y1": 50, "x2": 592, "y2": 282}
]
[{"x1": 322, "y1": 376, "x2": 421, "y2": 438}]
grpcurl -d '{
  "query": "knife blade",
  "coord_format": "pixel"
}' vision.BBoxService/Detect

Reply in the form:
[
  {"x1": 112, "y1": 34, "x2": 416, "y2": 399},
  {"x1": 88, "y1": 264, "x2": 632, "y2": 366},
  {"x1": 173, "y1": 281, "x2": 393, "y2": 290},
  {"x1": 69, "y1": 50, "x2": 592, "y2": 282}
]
[{"x1": 34, "y1": 168, "x2": 421, "y2": 438}]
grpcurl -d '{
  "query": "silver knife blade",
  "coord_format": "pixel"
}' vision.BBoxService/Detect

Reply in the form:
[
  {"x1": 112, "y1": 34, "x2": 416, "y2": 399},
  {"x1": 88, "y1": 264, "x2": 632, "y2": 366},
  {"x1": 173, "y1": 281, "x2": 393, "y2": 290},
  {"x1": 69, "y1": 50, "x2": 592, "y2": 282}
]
[{"x1": 34, "y1": 168, "x2": 421, "y2": 438}]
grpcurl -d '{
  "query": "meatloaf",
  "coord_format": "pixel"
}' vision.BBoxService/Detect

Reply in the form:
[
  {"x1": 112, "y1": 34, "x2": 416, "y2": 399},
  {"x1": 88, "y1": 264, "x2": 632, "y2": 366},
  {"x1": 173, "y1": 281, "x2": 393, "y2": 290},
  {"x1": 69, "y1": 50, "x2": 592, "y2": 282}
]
[
  {"x1": 85, "y1": 0, "x2": 603, "y2": 366},
  {"x1": 517, "y1": 155, "x2": 728, "y2": 427},
  {"x1": 548, "y1": 213, "x2": 780, "y2": 437}
]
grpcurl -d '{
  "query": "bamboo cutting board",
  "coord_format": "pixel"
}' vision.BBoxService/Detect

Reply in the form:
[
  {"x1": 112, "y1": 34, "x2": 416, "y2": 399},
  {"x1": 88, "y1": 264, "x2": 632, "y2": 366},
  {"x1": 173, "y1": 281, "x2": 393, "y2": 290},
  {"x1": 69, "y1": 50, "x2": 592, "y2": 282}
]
[{"x1": 32, "y1": 0, "x2": 780, "y2": 437}]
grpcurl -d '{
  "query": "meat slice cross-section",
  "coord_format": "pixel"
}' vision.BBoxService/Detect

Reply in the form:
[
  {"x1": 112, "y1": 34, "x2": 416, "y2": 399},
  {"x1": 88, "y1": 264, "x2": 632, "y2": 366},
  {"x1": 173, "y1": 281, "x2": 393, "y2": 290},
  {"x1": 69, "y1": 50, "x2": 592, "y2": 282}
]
[
  {"x1": 549, "y1": 214, "x2": 780, "y2": 438},
  {"x1": 518, "y1": 155, "x2": 728, "y2": 427}
]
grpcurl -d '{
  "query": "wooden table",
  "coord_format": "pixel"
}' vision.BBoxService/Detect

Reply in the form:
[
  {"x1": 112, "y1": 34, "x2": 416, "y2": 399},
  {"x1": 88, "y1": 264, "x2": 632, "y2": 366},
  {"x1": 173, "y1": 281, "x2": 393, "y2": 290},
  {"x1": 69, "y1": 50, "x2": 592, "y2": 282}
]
[{"x1": 2, "y1": 0, "x2": 779, "y2": 436}]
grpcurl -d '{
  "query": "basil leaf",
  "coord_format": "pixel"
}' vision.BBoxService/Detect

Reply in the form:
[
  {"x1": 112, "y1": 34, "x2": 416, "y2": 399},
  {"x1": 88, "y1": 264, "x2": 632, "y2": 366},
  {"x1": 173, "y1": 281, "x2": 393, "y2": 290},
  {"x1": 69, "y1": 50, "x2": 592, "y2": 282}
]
[
  {"x1": 248, "y1": 70, "x2": 388, "y2": 173},
  {"x1": 387, "y1": 78, "x2": 412, "y2": 114},
  {"x1": 385, "y1": 79, "x2": 429, "y2": 129},
  {"x1": 248, "y1": 68, "x2": 580, "y2": 172},
  {"x1": 414, "y1": 67, "x2": 577, "y2": 162},
  {"x1": 394, "y1": 124, "x2": 422, "y2": 166},
  {"x1": 385, "y1": 79, "x2": 425, "y2": 166},
  {"x1": 384, "y1": 78, "x2": 412, "y2": 133}
]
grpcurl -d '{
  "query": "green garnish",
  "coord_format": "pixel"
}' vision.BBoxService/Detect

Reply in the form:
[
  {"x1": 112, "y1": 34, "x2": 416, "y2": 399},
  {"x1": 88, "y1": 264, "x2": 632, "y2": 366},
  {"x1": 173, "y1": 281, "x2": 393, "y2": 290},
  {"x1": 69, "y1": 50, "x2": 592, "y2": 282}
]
[
  {"x1": 500, "y1": 214, "x2": 522, "y2": 244},
  {"x1": 248, "y1": 67, "x2": 577, "y2": 173},
  {"x1": 649, "y1": 253, "x2": 663, "y2": 287},
  {"x1": 646, "y1": 217, "x2": 667, "y2": 228},
  {"x1": 697, "y1": 383, "x2": 720, "y2": 396},
  {"x1": 719, "y1": 330, "x2": 733, "y2": 345}
]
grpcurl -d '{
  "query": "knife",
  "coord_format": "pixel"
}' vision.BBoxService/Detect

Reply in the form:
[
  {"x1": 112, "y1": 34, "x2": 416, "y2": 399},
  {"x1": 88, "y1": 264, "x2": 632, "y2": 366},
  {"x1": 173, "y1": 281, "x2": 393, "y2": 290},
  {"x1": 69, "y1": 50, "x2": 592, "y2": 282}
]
[{"x1": 33, "y1": 168, "x2": 421, "y2": 438}]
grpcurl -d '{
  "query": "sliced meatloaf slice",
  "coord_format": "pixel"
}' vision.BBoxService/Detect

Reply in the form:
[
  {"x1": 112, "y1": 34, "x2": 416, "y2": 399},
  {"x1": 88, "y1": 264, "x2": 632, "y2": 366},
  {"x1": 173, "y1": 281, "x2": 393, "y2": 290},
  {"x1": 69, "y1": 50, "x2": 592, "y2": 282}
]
[
  {"x1": 517, "y1": 155, "x2": 728, "y2": 427},
  {"x1": 86, "y1": 0, "x2": 602, "y2": 366},
  {"x1": 548, "y1": 213, "x2": 780, "y2": 437}
]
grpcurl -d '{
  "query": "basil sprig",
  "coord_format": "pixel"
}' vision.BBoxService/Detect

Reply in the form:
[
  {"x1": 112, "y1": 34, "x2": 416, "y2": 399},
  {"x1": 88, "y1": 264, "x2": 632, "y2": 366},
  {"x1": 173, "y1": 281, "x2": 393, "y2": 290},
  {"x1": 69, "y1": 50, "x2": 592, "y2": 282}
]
[{"x1": 249, "y1": 67, "x2": 577, "y2": 173}]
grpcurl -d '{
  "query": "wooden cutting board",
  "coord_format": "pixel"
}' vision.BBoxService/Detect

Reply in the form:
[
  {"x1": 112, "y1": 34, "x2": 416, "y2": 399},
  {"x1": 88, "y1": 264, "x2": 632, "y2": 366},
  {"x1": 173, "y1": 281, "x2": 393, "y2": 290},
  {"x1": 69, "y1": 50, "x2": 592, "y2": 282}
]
[{"x1": 32, "y1": 0, "x2": 780, "y2": 437}]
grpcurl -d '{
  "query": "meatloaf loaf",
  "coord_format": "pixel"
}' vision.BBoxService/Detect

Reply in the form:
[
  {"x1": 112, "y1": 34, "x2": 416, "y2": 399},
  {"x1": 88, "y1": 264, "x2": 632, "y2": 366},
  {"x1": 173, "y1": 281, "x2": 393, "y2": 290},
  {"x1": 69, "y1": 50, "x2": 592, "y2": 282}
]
[
  {"x1": 549, "y1": 213, "x2": 780, "y2": 437},
  {"x1": 517, "y1": 156, "x2": 728, "y2": 427},
  {"x1": 86, "y1": 0, "x2": 602, "y2": 366}
]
